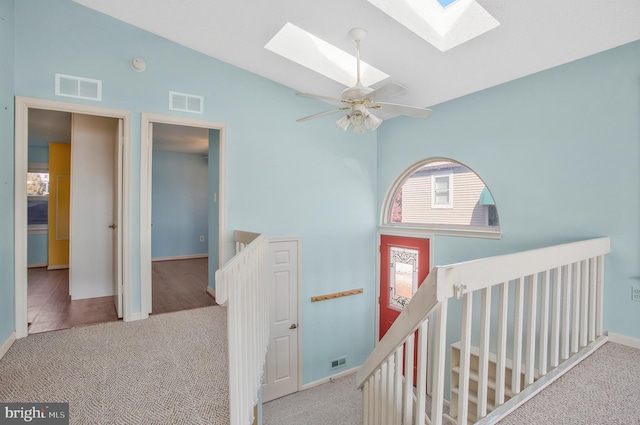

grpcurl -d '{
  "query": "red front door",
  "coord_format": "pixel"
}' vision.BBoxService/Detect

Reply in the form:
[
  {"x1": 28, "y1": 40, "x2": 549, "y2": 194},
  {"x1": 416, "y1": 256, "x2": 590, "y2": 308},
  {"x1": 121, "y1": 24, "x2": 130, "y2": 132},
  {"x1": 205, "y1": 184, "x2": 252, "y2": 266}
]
[{"x1": 379, "y1": 235, "x2": 430, "y2": 381}]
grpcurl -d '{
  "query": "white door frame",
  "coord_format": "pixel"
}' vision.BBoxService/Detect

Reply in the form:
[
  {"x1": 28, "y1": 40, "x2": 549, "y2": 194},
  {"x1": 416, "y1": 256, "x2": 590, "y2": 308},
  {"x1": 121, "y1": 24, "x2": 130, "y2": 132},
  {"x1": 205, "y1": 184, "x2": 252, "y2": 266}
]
[
  {"x1": 140, "y1": 113, "x2": 226, "y2": 318},
  {"x1": 14, "y1": 96, "x2": 132, "y2": 338}
]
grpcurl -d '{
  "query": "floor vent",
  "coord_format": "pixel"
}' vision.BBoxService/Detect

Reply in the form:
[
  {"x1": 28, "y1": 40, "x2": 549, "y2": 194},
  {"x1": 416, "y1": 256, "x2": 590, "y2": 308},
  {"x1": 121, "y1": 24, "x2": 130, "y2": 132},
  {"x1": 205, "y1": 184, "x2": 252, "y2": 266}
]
[
  {"x1": 331, "y1": 356, "x2": 347, "y2": 369},
  {"x1": 169, "y1": 91, "x2": 204, "y2": 114},
  {"x1": 55, "y1": 73, "x2": 102, "y2": 101}
]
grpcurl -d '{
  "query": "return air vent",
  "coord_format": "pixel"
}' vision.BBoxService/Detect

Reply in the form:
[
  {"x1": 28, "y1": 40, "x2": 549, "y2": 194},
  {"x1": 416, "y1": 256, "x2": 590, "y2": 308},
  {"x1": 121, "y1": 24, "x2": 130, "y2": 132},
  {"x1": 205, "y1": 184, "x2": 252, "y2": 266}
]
[
  {"x1": 55, "y1": 73, "x2": 102, "y2": 101},
  {"x1": 331, "y1": 356, "x2": 347, "y2": 369},
  {"x1": 169, "y1": 91, "x2": 203, "y2": 114}
]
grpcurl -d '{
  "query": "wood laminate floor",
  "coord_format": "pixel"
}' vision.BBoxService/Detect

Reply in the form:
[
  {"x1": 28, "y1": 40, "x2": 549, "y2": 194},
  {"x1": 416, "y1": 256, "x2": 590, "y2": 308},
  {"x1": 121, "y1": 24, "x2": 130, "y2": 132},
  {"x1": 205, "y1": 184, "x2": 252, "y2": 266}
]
[
  {"x1": 27, "y1": 267, "x2": 118, "y2": 334},
  {"x1": 151, "y1": 257, "x2": 216, "y2": 315},
  {"x1": 27, "y1": 258, "x2": 215, "y2": 334}
]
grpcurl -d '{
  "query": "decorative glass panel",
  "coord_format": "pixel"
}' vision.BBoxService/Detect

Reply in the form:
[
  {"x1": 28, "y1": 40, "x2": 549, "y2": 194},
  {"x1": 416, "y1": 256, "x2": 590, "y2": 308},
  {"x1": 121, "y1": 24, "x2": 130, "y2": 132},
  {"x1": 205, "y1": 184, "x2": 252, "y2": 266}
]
[{"x1": 389, "y1": 246, "x2": 419, "y2": 310}]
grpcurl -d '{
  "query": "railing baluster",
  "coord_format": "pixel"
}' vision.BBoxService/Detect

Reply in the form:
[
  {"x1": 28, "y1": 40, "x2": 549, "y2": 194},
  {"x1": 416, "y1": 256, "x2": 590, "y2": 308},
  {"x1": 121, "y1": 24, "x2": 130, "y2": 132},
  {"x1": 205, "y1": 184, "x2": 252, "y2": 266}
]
[
  {"x1": 431, "y1": 299, "x2": 448, "y2": 425},
  {"x1": 512, "y1": 278, "x2": 524, "y2": 395},
  {"x1": 571, "y1": 262, "x2": 581, "y2": 354},
  {"x1": 374, "y1": 369, "x2": 381, "y2": 425},
  {"x1": 415, "y1": 321, "x2": 429, "y2": 425},
  {"x1": 495, "y1": 282, "x2": 508, "y2": 405},
  {"x1": 363, "y1": 379, "x2": 370, "y2": 425},
  {"x1": 588, "y1": 257, "x2": 597, "y2": 343},
  {"x1": 387, "y1": 354, "x2": 396, "y2": 425},
  {"x1": 368, "y1": 375, "x2": 375, "y2": 425},
  {"x1": 596, "y1": 255, "x2": 604, "y2": 337},
  {"x1": 550, "y1": 267, "x2": 562, "y2": 369},
  {"x1": 394, "y1": 346, "x2": 403, "y2": 425},
  {"x1": 525, "y1": 274, "x2": 537, "y2": 386},
  {"x1": 561, "y1": 264, "x2": 572, "y2": 361},
  {"x1": 477, "y1": 286, "x2": 491, "y2": 419},
  {"x1": 580, "y1": 260, "x2": 589, "y2": 348},
  {"x1": 458, "y1": 291, "x2": 473, "y2": 425},
  {"x1": 402, "y1": 335, "x2": 414, "y2": 425},
  {"x1": 538, "y1": 270, "x2": 550, "y2": 377},
  {"x1": 380, "y1": 361, "x2": 388, "y2": 425}
]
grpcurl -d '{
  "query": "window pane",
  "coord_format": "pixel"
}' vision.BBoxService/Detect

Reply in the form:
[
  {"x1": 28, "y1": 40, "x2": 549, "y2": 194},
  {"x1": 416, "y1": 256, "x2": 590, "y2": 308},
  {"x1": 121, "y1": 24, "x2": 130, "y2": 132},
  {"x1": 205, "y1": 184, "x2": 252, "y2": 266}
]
[
  {"x1": 28, "y1": 200, "x2": 48, "y2": 225},
  {"x1": 27, "y1": 172, "x2": 49, "y2": 196},
  {"x1": 389, "y1": 159, "x2": 500, "y2": 228},
  {"x1": 389, "y1": 246, "x2": 418, "y2": 310}
]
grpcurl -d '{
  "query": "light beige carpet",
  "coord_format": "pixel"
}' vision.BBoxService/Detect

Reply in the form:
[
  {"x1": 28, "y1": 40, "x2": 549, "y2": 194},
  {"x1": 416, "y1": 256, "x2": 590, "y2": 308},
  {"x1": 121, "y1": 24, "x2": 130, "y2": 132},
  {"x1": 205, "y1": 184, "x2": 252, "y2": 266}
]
[
  {"x1": 264, "y1": 342, "x2": 640, "y2": 425},
  {"x1": 0, "y1": 306, "x2": 229, "y2": 424}
]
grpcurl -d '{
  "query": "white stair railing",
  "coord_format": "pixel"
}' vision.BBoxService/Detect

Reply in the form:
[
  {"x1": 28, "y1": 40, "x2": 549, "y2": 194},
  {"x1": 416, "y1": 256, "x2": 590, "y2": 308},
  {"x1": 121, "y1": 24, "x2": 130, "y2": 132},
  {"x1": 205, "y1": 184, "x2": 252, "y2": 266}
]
[
  {"x1": 216, "y1": 230, "x2": 270, "y2": 425},
  {"x1": 357, "y1": 237, "x2": 610, "y2": 425}
]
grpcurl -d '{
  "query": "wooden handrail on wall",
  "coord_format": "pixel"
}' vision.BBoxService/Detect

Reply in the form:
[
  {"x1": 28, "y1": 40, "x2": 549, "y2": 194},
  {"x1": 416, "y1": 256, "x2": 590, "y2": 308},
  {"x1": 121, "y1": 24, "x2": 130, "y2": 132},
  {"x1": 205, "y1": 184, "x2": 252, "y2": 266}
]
[{"x1": 311, "y1": 288, "x2": 363, "y2": 302}]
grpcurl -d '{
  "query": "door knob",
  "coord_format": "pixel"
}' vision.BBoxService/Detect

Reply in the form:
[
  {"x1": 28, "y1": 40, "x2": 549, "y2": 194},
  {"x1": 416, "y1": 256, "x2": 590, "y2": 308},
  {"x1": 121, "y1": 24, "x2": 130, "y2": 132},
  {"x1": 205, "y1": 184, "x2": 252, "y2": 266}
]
[
  {"x1": 289, "y1": 323, "x2": 298, "y2": 330},
  {"x1": 109, "y1": 224, "x2": 117, "y2": 229}
]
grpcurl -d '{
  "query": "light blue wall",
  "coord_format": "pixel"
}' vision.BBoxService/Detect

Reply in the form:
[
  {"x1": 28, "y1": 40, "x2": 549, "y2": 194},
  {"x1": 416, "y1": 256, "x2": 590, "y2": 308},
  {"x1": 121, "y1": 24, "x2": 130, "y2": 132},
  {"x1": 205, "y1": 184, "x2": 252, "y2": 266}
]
[
  {"x1": 378, "y1": 39, "x2": 640, "y2": 347},
  {"x1": 27, "y1": 234, "x2": 47, "y2": 266},
  {"x1": 8, "y1": 0, "x2": 377, "y2": 384},
  {"x1": 151, "y1": 150, "x2": 209, "y2": 259},
  {"x1": 28, "y1": 146, "x2": 48, "y2": 163},
  {"x1": 0, "y1": 0, "x2": 15, "y2": 344}
]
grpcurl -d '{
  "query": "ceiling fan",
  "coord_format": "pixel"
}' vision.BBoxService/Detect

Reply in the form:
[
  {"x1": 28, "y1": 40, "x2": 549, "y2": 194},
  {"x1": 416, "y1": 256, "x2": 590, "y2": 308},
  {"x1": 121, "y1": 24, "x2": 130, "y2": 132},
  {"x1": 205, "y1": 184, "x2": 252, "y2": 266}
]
[{"x1": 296, "y1": 28, "x2": 432, "y2": 133}]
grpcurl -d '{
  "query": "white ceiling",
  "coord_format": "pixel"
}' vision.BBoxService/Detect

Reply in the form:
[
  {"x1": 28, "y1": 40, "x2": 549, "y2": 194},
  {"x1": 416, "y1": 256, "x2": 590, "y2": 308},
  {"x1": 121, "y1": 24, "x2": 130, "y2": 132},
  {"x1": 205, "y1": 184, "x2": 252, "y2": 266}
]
[{"x1": 71, "y1": 0, "x2": 640, "y2": 110}]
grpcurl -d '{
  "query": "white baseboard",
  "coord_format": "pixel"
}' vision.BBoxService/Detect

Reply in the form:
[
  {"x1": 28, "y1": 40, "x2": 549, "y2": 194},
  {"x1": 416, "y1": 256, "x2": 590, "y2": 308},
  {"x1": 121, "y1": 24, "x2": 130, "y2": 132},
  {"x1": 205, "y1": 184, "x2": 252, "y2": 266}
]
[
  {"x1": 47, "y1": 264, "x2": 68, "y2": 270},
  {"x1": 0, "y1": 331, "x2": 16, "y2": 361},
  {"x1": 607, "y1": 332, "x2": 640, "y2": 349},
  {"x1": 28, "y1": 263, "x2": 47, "y2": 269},
  {"x1": 301, "y1": 366, "x2": 360, "y2": 391},
  {"x1": 152, "y1": 254, "x2": 208, "y2": 262},
  {"x1": 125, "y1": 312, "x2": 145, "y2": 322},
  {"x1": 206, "y1": 286, "x2": 215, "y2": 299}
]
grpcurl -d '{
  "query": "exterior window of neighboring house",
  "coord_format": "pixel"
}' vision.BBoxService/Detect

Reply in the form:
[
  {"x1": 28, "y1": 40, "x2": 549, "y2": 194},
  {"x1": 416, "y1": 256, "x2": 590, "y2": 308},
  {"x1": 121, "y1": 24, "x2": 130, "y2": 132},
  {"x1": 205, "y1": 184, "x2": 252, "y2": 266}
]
[
  {"x1": 386, "y1": 158, "x2": 500, "y2": 238},
  {"x1": 27, "y1": 165, "x2": 49, "y2": 231},
  {"x1": 431, "y1": 173, "x2": 453, "y2": 208}
]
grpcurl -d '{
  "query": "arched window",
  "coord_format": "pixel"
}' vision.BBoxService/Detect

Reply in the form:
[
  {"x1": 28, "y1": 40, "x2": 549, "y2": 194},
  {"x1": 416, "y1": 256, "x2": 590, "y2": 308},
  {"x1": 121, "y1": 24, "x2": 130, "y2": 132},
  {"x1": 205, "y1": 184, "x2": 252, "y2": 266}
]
[{"x1": 383, "y1": 158, "x2": 500, "y2": 238}]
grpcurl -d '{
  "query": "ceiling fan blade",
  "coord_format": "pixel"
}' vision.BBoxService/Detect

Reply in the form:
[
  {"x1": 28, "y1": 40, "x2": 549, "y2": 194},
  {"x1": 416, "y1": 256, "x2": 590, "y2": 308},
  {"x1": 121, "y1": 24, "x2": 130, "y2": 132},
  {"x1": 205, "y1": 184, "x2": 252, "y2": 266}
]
[
  {"x1": 376, "y1": 102, "x2": 432, "y2": 119},
  {"x1": 296, "y1": 92, "x2": 345, "y2": 105},
  {"x1": 296, "y1": 107, "x2": 350, "y2": 122},
  {"x1": 369, "y1": 83, "x2": 408, "y2": 102}
]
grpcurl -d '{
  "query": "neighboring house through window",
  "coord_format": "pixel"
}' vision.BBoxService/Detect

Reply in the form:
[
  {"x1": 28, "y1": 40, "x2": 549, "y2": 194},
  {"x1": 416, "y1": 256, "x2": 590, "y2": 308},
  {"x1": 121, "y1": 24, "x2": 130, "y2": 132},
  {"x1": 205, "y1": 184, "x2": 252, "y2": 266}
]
[{"x1": 385, "y1": 158, "x2": 500, "y2": 238}]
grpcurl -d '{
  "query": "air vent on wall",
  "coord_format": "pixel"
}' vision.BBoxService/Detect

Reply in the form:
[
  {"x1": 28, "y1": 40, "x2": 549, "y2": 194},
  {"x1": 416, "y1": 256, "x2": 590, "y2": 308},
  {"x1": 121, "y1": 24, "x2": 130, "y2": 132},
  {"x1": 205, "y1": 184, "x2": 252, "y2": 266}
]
[
  {"x1": 169, "y1": 91, "x2": 204, "y2": 114},
  {"x1": 55, "y1": 73, "x2": 102, "y2": 101}
]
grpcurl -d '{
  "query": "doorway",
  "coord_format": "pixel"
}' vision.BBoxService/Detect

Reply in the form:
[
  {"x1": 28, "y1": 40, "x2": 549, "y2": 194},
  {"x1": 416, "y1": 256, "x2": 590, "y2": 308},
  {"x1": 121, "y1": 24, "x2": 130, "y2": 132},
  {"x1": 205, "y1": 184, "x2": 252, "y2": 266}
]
[
  {"x1": 149, "y1": 122, "x2": 217, "y2": 314},
  {"x1": 379, "y1": 234, "x2": 431, "y2": 381},
  {"x1": 14, "y1": 96, "x2": 131, "y2": 338},
  {"x1": 140, "y1": 114, "x2": 226, "y2": 318}
]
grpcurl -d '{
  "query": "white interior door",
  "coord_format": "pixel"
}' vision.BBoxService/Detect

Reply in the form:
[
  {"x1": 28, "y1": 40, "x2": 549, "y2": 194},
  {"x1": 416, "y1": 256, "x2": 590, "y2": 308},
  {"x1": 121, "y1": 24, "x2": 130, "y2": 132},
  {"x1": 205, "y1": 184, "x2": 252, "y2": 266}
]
[
  {"x1": 113, "y1": 119, "x2": 123, "y2": 317},
  {"x1": 70, "y1": 113, "x2": 118, "y2": 300},
  {"x1": 263, "y1": 239, "x2": 300, "y2": 403}
]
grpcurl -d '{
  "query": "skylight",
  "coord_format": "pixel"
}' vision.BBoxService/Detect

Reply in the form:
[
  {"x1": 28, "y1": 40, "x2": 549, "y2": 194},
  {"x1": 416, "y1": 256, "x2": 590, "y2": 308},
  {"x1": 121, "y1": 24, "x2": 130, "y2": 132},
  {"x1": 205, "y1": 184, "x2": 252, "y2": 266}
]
[
  {"x1": 264, "y1": 23, "x2": 389, "y2": 88},
  {"x1": 366, "y1": 0, "x2": 499, "y2": 51},
  {"x1": 437, "y1": 0, "x2": 458, "y2": 7}
]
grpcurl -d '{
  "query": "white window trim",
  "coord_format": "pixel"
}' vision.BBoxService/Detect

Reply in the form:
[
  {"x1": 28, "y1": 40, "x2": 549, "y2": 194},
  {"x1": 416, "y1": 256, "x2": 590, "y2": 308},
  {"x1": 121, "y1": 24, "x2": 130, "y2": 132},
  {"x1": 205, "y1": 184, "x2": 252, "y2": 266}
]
[
  {"x1": 381, "y1": 223, "x2": 501, "y2": 240},
  {"x1": 431, "y1": 172, "x2": 453, "y2": 209}
]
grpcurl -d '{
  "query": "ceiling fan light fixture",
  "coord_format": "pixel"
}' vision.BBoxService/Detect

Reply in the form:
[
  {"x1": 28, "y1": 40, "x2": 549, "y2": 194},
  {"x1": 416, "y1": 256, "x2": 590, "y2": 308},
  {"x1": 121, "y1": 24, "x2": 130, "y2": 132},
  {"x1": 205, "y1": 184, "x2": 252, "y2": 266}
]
[
  {"x1": 365, "y1": 112, "x2": 383, "y2": 130},
  {"x1": 336, "y1": 115, "x2": 351, "y2": 131},
  {"x1": 349, "y1": 110, "x2": 365, "y2": 127}
]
